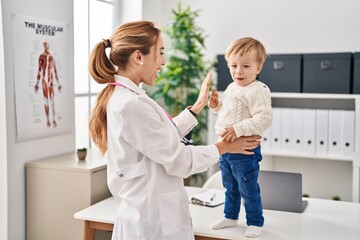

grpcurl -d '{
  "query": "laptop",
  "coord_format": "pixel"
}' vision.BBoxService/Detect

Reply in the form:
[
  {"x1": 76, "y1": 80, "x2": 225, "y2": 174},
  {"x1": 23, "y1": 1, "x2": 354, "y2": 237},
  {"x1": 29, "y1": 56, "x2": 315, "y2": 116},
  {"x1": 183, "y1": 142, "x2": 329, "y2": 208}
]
[{"x1": 258, "y1": 170, "x2": 308, "y2": 213}]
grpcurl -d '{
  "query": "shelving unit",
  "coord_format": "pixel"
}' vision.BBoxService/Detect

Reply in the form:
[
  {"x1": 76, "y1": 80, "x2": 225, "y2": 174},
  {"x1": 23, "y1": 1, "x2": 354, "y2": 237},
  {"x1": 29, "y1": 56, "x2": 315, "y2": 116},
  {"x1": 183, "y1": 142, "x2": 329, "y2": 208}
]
[
  {"x1": 265, "y1": 93, "x2": 360, "y2": 202},
  {"x1": 207, "y1": 92, "x2": 360, "y2": 202}
]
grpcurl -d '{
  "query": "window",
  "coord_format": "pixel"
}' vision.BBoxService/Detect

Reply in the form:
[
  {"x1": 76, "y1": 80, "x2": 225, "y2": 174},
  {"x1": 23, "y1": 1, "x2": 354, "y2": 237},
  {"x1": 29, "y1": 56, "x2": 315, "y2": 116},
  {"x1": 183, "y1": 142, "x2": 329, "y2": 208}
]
[{"x1": 74, "y1": 0, "x2": 114, "y2": 149}]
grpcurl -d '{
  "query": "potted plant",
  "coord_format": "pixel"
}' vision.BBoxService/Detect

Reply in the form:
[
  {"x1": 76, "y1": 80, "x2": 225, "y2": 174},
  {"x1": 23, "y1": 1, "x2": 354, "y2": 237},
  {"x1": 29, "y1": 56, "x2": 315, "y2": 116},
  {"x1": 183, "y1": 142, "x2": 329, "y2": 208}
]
[
  {"x1": 331, "y1": 195, "x2": 341, "y2": 201},
  {"x1": 150, "y1": 3, "x2": 213, "y2": 186},
  {"x1": 77, "y1": 148, "x2": 87, "y2": 161},
  {"x1": 151, "y1": 3, "x2": 214, "y2": 145}
]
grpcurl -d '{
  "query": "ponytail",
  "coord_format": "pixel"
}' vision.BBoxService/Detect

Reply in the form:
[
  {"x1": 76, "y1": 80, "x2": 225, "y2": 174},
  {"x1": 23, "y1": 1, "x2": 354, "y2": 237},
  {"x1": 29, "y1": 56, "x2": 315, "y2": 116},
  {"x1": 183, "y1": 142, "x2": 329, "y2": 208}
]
[
  {"x1": 89, "y1": 84, "x2": 114, "y2": 155},
  {"x1": 89, "y1": 41, "x2": 116, "y2": 155},
  {"x1": 88, "y1": 21, "x2": 161, "y2": 155}
]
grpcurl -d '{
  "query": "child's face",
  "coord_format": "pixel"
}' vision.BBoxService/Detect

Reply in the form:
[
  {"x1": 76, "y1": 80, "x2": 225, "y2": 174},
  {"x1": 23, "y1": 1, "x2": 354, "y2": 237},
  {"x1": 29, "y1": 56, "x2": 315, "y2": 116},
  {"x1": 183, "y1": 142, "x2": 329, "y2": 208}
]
[{"x1": 227, "y1": 51, "x2": 261, "y2": 87}]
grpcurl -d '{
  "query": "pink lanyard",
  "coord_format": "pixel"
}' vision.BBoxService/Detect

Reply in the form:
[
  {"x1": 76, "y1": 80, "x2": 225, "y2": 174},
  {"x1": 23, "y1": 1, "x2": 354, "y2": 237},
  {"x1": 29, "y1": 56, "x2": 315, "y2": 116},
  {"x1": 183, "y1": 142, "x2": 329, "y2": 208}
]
[
  {"x1": 108, "y1": 82, "x2": 173, "y2": 122},
  {"x1": 108, "y1": 82, "x2": 139, "y2": 95}
]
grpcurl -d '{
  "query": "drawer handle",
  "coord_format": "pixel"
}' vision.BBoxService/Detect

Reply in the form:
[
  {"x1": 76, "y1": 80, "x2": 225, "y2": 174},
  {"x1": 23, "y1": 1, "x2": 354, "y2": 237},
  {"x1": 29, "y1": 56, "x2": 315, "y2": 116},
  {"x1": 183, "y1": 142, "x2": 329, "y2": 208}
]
[
  {"x1": 320, "y1": 61, "x2": 332, "y2": 70},
  {"x1": 273, "y1": 61, "x2": 284, "y2": 70}
]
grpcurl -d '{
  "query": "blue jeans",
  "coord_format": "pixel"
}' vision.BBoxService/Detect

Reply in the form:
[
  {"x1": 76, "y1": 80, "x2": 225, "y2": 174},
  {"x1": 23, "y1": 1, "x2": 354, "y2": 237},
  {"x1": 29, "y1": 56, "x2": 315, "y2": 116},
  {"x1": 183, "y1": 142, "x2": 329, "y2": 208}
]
[{"x1": 219, "y1": 146, "x2": 264, "y2": 227}]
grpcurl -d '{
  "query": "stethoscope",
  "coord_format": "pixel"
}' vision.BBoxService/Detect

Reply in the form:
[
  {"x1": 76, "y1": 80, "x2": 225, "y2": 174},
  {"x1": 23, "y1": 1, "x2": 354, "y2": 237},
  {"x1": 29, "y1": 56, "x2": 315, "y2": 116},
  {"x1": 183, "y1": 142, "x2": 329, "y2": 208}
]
[{"x1": 108, "y1": 82, "x2": 193, "y2": 145}]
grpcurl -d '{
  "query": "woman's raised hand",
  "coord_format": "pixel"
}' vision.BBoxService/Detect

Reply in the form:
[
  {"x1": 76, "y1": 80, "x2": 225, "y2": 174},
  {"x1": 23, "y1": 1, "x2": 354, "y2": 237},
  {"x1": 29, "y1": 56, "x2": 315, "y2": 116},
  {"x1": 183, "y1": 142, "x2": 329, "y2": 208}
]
[{"x1": 190, "y1": 72, "x2": 212, "y2": 114}]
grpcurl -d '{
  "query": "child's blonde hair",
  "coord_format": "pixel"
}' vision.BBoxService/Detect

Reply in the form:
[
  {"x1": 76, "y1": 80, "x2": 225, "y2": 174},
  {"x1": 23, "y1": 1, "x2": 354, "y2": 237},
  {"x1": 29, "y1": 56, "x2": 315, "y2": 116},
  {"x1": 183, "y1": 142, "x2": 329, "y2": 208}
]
[{"x1": 225, "y1": 37, "x2": 267, "y2": 66}]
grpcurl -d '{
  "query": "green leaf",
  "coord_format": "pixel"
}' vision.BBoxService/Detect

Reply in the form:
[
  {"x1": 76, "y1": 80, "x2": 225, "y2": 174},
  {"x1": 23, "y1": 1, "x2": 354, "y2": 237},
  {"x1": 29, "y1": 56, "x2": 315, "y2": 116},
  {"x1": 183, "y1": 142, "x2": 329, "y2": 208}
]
[{"x1": 149, "y1": 3, "x2": 215, "y2": 145}]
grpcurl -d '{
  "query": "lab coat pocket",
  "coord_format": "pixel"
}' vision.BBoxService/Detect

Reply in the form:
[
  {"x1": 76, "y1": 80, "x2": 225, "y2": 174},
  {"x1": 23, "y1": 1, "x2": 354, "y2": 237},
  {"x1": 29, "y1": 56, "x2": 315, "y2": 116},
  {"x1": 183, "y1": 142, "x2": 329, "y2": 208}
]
[
  {"x1": 116, "y1": 161, "x2": 145, "y2": 183},
  {"x1": 109, "y1": 161, "x2": 146, "y2": 199},
  {"x1": 158, "y1": 190, "x2": 182, "y2": 236}
]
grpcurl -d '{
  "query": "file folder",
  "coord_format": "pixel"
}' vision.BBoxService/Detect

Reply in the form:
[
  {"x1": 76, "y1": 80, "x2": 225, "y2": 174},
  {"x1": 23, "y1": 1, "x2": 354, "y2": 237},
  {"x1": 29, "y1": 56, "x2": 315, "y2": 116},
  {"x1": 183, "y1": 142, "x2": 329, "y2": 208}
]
[
  {"x1": 271, "y1": 108, "x2": 283, "y2": 151},
  {"x1": 281, "y1": 108, "x2": 293, "y2": 151},
  {"x1": 341, "y1": 110, "x2": 355, "y2": 156},
  {"x1": 261, "y1": 127, "x2": 272, "y2": 152},
  {"x1": 328, "y1": 110, "x2": 342, "y2": 155},
  {"x1": 292, "y1": 108, "x2": 304, "y2": 152},
  {"x1": 303, "y1": 109, "x2": 316, "y2": 155},
  {"x1": 315, "y1": 109, "x2": 329, "y2": 156}
]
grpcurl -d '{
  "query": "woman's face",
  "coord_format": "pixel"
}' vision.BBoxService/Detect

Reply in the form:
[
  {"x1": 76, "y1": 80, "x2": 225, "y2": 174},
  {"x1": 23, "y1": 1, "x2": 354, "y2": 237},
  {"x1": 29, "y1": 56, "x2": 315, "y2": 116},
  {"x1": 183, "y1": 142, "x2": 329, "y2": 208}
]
[{"x1": 141, "y1": 35, "x2": 166, "y2": 86}]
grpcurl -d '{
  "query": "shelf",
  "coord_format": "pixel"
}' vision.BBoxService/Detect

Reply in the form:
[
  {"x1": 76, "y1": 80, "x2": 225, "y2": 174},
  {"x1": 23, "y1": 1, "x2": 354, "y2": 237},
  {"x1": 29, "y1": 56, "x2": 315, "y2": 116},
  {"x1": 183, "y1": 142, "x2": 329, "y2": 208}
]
[
  {"x1": 271, "y1": 93, "x2": 359, "y2": 110},
  {"x1": 269, "y1": 93, "x2": 360, "y2": 202},
  {"x1": 262, "y1": 151, "x2": 353, "y2": 162},
  {"x1": 209, "y1": 91, "x2": 360, "y2": 202},
  {"x1": 271, "y1": 92, "x2": 360, "y2": 99}
]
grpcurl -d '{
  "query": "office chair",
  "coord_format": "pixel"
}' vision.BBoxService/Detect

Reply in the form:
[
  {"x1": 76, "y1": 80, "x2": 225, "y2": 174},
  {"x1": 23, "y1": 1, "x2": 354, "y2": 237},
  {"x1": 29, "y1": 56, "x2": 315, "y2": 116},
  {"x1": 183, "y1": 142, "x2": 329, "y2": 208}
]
[{"x1": 202, "y1": 171, "x2": 224, "y2": 190}]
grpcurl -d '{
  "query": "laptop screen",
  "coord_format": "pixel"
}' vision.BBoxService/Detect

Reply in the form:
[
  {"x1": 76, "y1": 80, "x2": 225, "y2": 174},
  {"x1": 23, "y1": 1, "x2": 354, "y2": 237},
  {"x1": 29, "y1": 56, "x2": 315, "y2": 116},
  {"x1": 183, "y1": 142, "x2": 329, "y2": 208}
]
[{"x1": 258, "y1": 170, "x2": 308, "y2": 213}]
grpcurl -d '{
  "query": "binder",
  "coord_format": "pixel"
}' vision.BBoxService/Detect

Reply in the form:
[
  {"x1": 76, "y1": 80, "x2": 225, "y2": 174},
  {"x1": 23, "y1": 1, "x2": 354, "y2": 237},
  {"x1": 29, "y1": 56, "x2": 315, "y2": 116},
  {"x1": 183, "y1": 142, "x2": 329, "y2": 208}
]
[
  {"x1": 271, "y1": 108, "x2": 283, "y2": 151},
  {"x1": 328, "y1": 110, "x2": 342, "y2": 156},
  {"x1": 341, "y1": 110, "x2": 355, "y2": 156},
  {"x1": 315, "y1": 109, "x2": 329, "y2": 156},
  {"x1": 281, "y1": 108, "x2": 293, "y2": 151},
  {"x1": 303, "y1": 109, "x2": 316, "y2": 155},
  {"x1": 261, "y1": 127, "x2": 272, "y2": 152},
  {"x1": 292, "y1": 108, "x2": 304, "y2": 152}
]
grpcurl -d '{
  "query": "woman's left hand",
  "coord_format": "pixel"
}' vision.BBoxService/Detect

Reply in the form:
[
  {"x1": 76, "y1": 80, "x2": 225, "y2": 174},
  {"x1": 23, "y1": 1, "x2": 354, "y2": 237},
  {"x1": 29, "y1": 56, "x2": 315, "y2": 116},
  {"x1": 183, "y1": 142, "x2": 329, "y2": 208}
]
[{"x1": 190, "y1": 72, "x2": 212, "y2": 114}]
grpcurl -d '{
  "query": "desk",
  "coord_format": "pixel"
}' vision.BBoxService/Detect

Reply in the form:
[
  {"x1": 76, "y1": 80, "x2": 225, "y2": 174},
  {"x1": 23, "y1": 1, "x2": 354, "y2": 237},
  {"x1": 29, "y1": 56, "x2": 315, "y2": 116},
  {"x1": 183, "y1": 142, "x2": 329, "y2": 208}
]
[{"x1": 75, "y1": 187, "x2": 360, "y2": 240}]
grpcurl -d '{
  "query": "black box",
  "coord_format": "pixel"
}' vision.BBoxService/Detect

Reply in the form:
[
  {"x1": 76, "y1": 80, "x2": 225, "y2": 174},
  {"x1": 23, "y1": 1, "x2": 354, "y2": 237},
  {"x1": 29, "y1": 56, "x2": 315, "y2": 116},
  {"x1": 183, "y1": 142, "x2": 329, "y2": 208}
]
[
  {"x1": 216, "y1": 54, "x2": 232, "y2": 91},
  {"x1": 303, "y1": 53, "x2": 352, "y2": 94},
  {"x1": 353, "y1": 52, "x2": 360, "y2": 94},
  {"x1": 258, "y1": 54, "x2": 302, "y2": 92}
]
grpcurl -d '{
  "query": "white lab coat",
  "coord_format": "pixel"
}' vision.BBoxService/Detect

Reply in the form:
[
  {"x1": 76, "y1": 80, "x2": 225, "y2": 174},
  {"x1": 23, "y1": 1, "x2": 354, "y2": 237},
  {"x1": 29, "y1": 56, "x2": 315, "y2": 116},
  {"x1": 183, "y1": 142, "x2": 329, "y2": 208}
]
[{"x1": 106, "y1": 75, "x2": 220, "y2": 240}]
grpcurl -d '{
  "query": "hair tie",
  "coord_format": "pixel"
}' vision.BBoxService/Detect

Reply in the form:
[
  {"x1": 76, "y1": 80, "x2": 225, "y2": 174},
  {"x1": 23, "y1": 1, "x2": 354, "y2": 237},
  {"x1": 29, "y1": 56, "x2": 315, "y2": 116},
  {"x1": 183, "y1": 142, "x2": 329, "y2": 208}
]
[{"x1": 103, "y1": 39, "x2": 111, "y2": 48}]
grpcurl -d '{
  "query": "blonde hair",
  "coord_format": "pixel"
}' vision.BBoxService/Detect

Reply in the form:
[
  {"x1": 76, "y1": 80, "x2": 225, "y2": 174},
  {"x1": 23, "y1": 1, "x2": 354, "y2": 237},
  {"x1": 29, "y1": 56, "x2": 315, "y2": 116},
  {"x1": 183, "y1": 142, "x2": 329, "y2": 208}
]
[
  {"x1": 225, "y1": 37, "x2": 267, "y2": 66},
  {"x1": 89, "y1": 21, "x2": 161, "y2": 155}
]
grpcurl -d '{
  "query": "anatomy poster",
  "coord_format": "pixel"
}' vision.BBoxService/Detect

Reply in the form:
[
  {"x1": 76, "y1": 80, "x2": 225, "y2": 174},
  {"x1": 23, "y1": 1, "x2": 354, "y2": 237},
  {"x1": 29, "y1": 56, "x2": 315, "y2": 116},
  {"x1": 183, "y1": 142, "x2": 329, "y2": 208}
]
[{"x1": 11, "y1": 14, "x2": 72, "y2": 141}]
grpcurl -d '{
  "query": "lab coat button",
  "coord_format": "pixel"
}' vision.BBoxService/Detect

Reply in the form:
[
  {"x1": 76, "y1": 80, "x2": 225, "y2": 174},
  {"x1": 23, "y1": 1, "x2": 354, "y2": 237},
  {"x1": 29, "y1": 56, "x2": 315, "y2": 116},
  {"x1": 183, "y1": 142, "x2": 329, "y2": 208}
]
[{"x1": 119, "y1": 173, "x2": 124, "y2": 177}]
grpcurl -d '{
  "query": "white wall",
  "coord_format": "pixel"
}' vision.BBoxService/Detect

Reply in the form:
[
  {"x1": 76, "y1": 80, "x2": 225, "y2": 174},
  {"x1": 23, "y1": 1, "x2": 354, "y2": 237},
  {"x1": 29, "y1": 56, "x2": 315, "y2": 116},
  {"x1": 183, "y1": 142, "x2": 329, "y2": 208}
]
[
  {"x1": 144, "y1": 0, "x2": 360, "y2": 59},
  {"x1": 142, "y1": 0, "x2": 164, "y2": 26},
  {"x1": 118, "y1": 0, "x2": 143, "y2": 23},
  {"x1": 1, "y1": 0, "x2": 75, "y2": 239},
  {"x1": 0, "y1": 2, "x2": 8, "y2": 240},
  {"x1": 143, "y1": 0, "x2": 360, "y2": 201}
]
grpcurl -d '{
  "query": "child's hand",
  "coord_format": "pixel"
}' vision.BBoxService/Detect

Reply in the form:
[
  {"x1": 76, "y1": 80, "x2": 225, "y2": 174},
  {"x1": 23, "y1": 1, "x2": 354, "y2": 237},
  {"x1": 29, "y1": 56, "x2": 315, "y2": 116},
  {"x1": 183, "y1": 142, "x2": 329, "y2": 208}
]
[
  {"x1": 221, "y1": 127, "x2": 237, "y2": 142},
  {"x1": 209, "y1": 88, "x2": 219, "y2": 108}
]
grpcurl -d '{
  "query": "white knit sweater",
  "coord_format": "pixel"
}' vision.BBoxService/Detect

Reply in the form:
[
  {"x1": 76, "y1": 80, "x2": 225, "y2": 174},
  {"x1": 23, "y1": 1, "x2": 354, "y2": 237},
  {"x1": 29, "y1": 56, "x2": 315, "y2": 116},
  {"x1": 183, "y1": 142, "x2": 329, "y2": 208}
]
[{"x1": 210, "y1": 81, "x2": 272, "y2": 137}]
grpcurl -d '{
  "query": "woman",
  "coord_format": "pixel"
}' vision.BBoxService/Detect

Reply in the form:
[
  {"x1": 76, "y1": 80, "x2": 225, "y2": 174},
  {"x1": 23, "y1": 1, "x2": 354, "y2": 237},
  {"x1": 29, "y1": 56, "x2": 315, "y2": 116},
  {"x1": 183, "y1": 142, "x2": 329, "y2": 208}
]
[{"x1": 89, "y1": 20, "x2": 260, "y2": 240}]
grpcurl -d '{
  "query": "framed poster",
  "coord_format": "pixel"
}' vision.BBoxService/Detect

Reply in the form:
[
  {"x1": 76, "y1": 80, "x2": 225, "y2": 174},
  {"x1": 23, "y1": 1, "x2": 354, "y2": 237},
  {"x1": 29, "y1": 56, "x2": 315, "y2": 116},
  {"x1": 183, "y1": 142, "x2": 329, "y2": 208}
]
[{"x1": 11, "y1": 14, "x2": 72, "y2": 141}]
